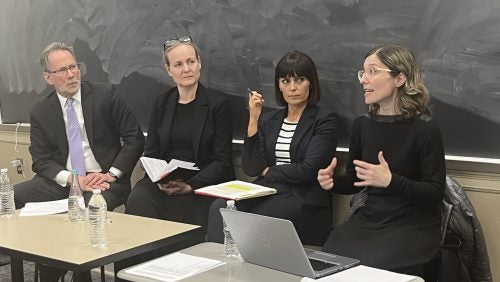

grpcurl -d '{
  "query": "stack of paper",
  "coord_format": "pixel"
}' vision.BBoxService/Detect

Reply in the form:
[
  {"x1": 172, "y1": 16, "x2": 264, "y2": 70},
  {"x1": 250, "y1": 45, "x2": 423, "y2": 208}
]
[
  {"x1": 19, "y1": 199, "x2": 68, "y2": 216},
  {"x1": 124, "y1": 252, "x2": 225, "y2": 281}
]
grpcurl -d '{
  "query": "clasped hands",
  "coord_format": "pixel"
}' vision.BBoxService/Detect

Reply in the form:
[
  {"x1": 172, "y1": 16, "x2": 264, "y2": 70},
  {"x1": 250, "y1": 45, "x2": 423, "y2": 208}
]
[
  {"x1": 68, "y1": 172, "x2": 117, "y2": 191},
  {"x1": 317, "y1": 151, "x2": 392, "y2": 190},
  {"x1": 158, "y1": 180, "x2": 193, "y2": 195}
]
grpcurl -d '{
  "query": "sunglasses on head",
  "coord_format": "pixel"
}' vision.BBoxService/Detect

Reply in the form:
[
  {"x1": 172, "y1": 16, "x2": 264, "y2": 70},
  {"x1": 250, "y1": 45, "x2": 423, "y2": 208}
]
[{"x1": 163, "y1": 36, "x2": 193, "y2": 50}]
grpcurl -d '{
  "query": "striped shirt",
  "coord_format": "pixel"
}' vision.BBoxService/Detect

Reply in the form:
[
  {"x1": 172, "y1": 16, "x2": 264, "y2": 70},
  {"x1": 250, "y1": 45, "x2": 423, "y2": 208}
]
[{"x1": 275, "y1": 119, "x2": 298, "y2": 165}]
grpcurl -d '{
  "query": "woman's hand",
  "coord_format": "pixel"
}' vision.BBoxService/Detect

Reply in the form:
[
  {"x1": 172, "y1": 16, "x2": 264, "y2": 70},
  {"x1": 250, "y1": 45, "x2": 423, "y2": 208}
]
[
  {"x1": 317, "y1": 158, "x2": 337, "y2": 190},
  {"x1": 157, "y1": 180, "x2": 194, "y2": 195},
  {"x1": 247, "y1": 91, "x2": 264, "y2": 137},
  {"x1": 353, "y1": 151, "x2": 392, "y2": 188}
]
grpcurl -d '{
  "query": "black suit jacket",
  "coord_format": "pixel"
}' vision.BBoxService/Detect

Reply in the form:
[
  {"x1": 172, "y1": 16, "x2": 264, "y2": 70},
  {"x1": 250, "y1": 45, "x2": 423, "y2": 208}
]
[
  {"x1": 243, "y1": 104, "x2": 338, "y2": 207},
  {"x1": 29, "y1": 81, "x2": 145, "y2": 180},
  {"x1": 144, "y1": 83, "x2": 234, "y2": 189}
]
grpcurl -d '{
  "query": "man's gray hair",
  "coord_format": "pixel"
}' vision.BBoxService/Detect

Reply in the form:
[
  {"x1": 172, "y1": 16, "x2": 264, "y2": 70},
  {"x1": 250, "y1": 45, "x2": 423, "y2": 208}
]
[{"x1": 40, "y1": 42, "x2": 76, "y2": 71}]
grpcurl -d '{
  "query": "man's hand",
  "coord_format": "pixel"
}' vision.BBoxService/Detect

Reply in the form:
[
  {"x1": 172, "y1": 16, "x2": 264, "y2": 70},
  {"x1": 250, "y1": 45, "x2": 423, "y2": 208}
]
[
  {"x1": 157, "y1": 180, "x2": 193, "y2": 195},
  {"x1": 68, "y1": 172, "x2": 115, "y2": 191},
  {"x1": 84, "y1": 172, "x2": 115, "y2": 191},
  {"x1": 67, "y1": 175, "x2": 94, "y2": 192}
]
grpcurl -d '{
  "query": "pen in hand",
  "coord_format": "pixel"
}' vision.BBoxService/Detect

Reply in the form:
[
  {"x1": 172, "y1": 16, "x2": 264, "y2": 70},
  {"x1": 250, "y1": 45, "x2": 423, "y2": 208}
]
[{"x1": 247, "y1": 88, "x2": 264, "y2": 102}]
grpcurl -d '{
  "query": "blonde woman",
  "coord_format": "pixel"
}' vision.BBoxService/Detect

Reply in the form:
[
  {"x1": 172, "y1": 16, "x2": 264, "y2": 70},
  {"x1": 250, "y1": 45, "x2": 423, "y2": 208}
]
[{"x1": 125, "y1": 36, "x2": 234, "y2": 233}]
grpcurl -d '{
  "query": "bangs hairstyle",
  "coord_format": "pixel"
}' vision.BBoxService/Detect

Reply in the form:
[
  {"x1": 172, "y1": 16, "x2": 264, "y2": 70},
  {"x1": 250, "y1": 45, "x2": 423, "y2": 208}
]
[
  {"x1": 163, "y1": 41, "x2": 200, "y2": 66},
  {"x1": 274, "y1": 51, "x2": 321, "y2": 106},
  {"x1": 366, "y1": 44, "x2": 430, "y2": 118}
]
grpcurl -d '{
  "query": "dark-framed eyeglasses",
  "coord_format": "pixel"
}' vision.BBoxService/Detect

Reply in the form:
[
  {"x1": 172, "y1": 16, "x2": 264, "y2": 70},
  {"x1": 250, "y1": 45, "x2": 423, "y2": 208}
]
[
  {"x1": 45, "y1": 63, "x2": 84, "y2": 77},
  {"x1": 163, "y1": 36, "x2": 193, "y2": 50}
]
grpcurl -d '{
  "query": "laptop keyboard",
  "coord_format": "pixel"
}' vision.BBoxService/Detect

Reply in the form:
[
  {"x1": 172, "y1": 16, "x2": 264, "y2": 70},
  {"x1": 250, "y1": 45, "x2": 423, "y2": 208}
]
[{"x1": 309, "y1": 258, "x2": 338, "y2": 272}]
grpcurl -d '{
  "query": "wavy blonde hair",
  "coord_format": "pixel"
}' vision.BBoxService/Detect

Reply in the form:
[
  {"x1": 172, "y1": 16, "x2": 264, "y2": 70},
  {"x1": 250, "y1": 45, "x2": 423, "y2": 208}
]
[{"x1": 366, "y1": 44, "x2": 430, "y2": 118}]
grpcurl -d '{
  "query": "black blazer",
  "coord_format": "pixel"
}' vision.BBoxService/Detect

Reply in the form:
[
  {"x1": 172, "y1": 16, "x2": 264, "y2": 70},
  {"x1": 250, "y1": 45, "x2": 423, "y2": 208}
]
[
  {"x1": 29, "y1": 81, "x2": 145, "y2": 180},
  {"x1": 144, "y1": 83, "x2": 234, "y2": 189},
  {"x1": 243, "y1": 104, "x2": 338, "y2": 207}
]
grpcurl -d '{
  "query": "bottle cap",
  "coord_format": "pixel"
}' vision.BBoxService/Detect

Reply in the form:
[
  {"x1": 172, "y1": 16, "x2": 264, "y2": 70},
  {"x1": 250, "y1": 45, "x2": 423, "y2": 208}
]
[
  {"x1": 92, "y1": 189, "x2": 101, "y2": 194},
  {"x1": 1, "y1": 168, "x2": 8, "y2": 173},
  {"x1": 227, "y1": 200, "x2": 235, "y2": 205},
  {"x1": 71, "y1": 169, "x2": 79, "y2": 175}
]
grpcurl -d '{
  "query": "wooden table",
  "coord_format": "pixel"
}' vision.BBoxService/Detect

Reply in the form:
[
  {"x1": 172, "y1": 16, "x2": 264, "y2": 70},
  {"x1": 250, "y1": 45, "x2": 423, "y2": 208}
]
[{"x1": 0, "y1": 211, "x2": 203, "y2": 281}]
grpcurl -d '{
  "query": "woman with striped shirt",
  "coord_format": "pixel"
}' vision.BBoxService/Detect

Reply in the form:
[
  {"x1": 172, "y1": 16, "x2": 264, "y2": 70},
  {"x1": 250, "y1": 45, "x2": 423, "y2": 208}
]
[{"x1": 208, "y1": 51, "x2": 338, "y2": 245}]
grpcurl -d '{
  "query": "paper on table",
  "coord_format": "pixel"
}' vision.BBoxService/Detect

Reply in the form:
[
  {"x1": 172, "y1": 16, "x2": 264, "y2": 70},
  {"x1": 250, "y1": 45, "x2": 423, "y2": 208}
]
[
  {"x1": 300, "y1": 265, "x2": 422, "y2": 282},
  {"x1": 124, "y1": 252, "x2": 225, "y2": 282},
  {"x1": 195, "y1": 180, "x2": 276, "y2": 200},
  {"x1": 19, "y1": 199, "x2": 69, "y2": 216}
]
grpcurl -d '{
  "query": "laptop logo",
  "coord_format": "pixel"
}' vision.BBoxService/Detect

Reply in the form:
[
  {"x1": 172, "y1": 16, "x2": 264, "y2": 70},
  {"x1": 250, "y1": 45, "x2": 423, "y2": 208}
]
[{"x1": 260, "y1": 237, "x2": 271, "y2": 248}]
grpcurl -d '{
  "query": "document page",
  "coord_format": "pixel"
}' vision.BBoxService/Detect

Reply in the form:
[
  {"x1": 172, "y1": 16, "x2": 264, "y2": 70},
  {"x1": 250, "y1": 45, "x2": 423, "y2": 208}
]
[
  {"x1": 124, "y1": 252, "x2": 225, "y2": 281},
  {"x1": 19, "y1": 199, "x2": 68, "y2": 216},
  {"x1": 301, "y1": 265, "x2": 422, "y2": 282},
  {"x1": 140, "y1": 157, "x2": 198, "y2": 182},
  {"x1": 140, "y1": 157, "x2": 169, "y2": 182}
]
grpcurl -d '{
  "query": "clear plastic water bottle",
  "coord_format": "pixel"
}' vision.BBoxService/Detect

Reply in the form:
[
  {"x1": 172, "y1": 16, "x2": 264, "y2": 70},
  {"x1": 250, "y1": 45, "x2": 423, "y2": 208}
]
[
  {"x1": 0, "y1": 168, "x2": 15, "y2": 217},
  {"x1": 68, "y1": 169, "x2": 85, "y2": 221},
  {"x1": 223, "y1": 200, "x2": 240, "y2": 258},
  {"x1": 88, "y1": 189, "x2": 107, "y2": 247}
]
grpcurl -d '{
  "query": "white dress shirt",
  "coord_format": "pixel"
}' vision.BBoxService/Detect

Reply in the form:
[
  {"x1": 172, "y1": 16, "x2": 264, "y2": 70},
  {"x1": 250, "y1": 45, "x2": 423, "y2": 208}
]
[{"x1": 54, "y1": 89, "x2": 122, "y2": 186}]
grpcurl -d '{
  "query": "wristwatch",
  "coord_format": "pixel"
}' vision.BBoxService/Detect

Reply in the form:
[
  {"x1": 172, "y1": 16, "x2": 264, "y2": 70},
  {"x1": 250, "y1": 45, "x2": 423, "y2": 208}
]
[{"x1": 108, "y1": 171, "x2": 118, "y2": 179}]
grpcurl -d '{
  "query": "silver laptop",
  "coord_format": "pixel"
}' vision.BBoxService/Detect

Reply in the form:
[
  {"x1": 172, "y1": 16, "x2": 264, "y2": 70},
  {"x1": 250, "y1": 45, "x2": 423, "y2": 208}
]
[{"x1": 220, "y1": 209, "x2": 360, "y2": 279}]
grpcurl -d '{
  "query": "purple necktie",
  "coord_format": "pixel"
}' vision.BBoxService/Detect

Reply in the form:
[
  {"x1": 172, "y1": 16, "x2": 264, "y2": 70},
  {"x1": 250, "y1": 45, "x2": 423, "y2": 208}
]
[{"x1": 66, "y1": 98, "x2": 86, "y2": 176}]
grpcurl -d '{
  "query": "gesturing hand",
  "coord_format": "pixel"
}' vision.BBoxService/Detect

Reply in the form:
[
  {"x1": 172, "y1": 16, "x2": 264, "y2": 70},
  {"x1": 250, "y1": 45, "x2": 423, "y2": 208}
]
[
  {"x1": 353, "y1": 151, "x2": 392, "y2": 188},
  {"x1": 317, "y1": 157, "x2": 337, "y2": 190}
]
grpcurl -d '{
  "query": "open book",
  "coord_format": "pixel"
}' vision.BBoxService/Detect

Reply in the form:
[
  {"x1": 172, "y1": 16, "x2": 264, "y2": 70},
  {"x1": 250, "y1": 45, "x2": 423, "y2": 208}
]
[
  {"x1": 140, "y1": 157, "x2": 199, "y2": 183},
  {"x1": 195, "y1": 180, "x2": 277, "y2": 200}
]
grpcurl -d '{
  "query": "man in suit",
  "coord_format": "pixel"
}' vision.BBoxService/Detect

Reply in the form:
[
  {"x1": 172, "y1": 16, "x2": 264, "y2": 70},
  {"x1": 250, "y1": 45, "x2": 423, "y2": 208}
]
[
  {"x1": 13, "y1": 42, "x2": 144, "y2": 281},
  {"x1": 14, "y1": 41, "x2": 144, "y2": 211}
]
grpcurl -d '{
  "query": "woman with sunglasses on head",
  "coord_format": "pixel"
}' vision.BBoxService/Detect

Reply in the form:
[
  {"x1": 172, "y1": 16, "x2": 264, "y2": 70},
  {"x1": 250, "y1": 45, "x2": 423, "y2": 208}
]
[
  {"x1": 318, "y1": 44, "x2": 445, "y2": 281},
  {"x1": 125, "y1": 36, "x2": 234, "y2": 233},
  {"x1": 207, "y1": 50, "x2": 338, "y2": 246}
]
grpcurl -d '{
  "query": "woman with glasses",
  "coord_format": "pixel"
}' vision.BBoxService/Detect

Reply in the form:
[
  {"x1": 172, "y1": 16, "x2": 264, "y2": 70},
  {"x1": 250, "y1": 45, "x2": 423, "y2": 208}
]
[
  {"x1": 207, "y1": 51, "x2": 338, "y2": 246},
  {"x1": 318, "y1": 44, "x2": 445, "y2": 281},
  {"x1": 125, "y1": 36, "x2": 234, "y2": 233}
]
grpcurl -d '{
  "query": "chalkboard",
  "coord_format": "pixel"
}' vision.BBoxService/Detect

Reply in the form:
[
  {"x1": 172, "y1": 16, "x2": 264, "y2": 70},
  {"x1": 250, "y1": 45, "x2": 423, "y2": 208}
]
[{"x1": 1, "y1": 0, "x2": 500, "y2": 159}]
